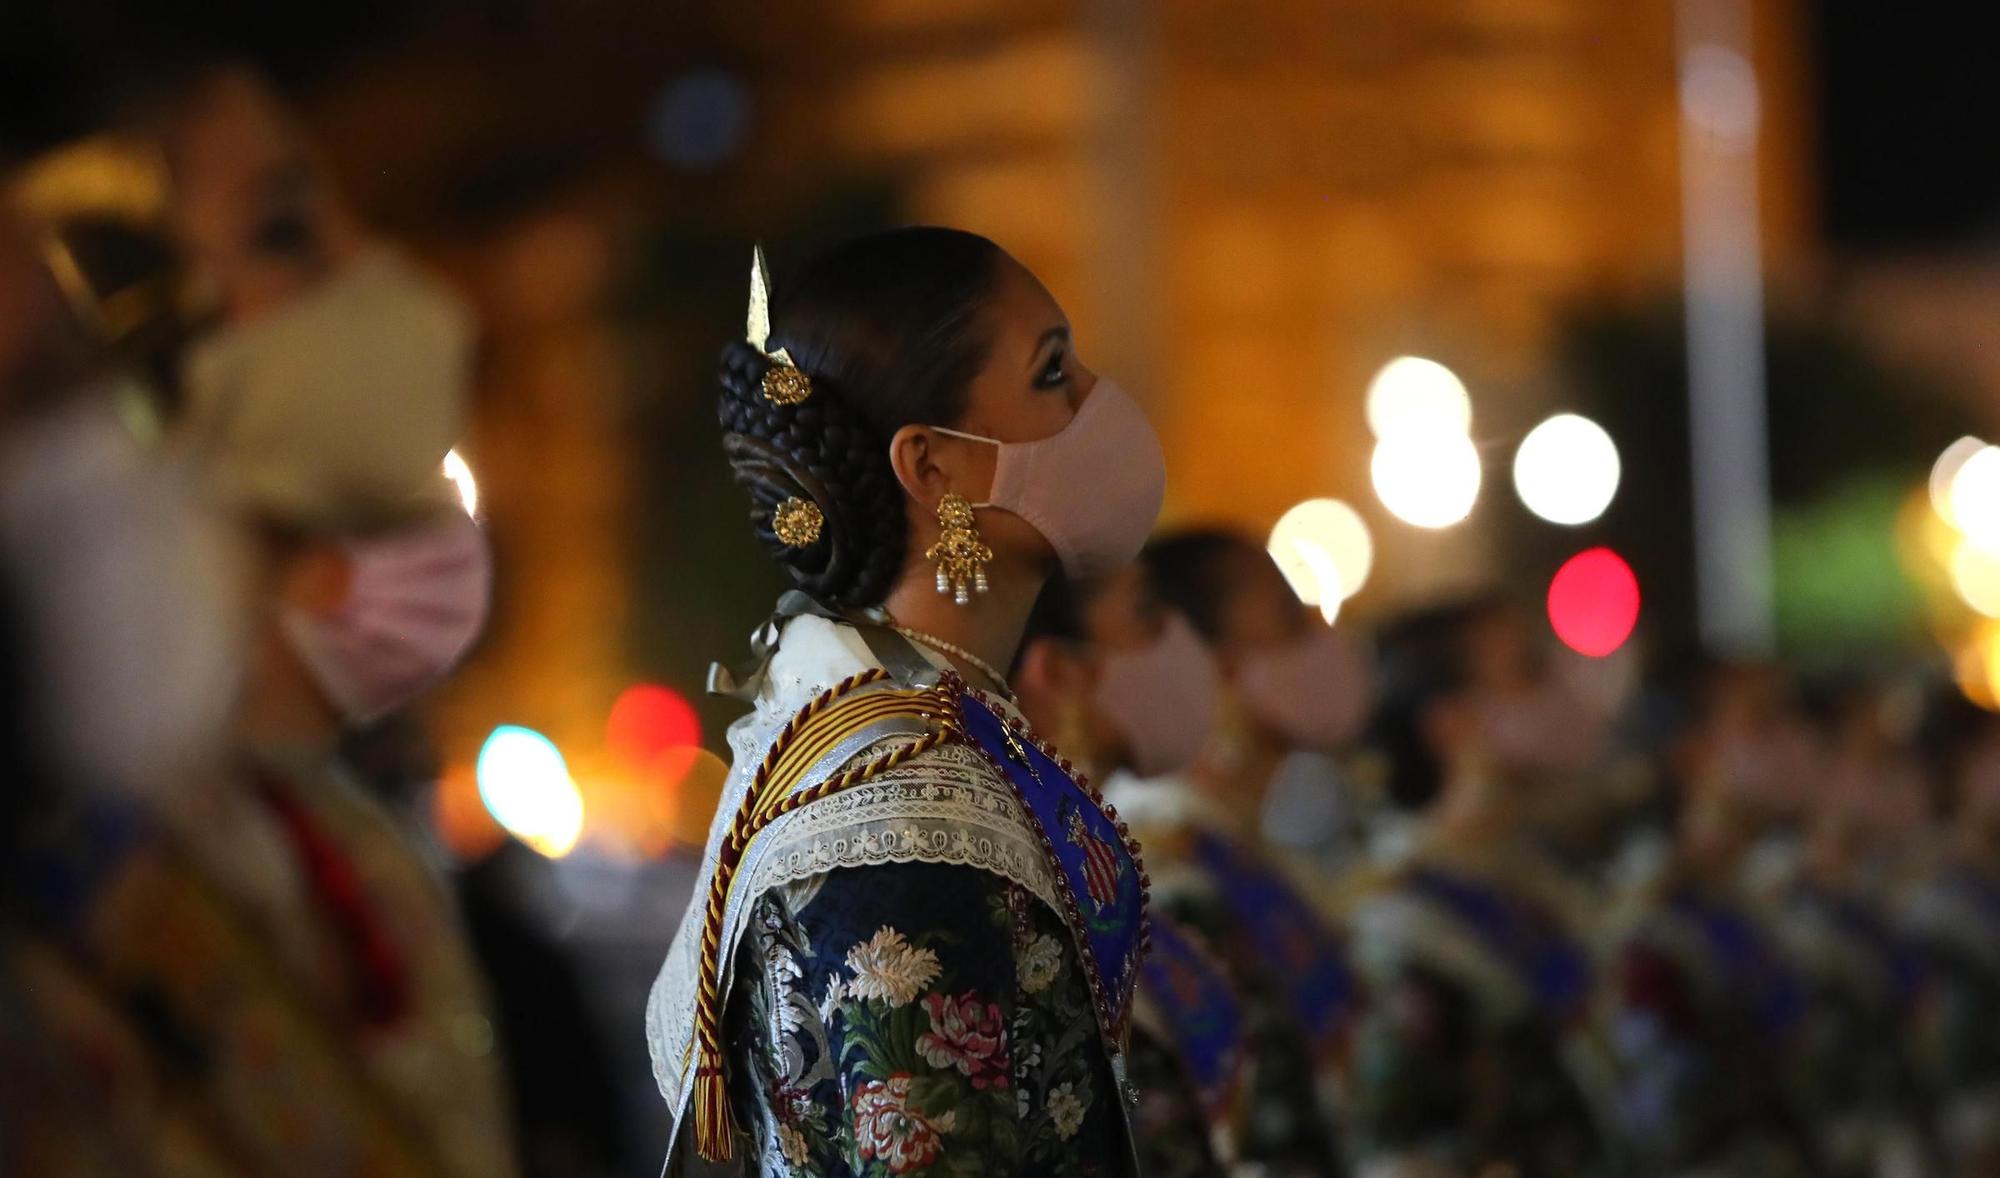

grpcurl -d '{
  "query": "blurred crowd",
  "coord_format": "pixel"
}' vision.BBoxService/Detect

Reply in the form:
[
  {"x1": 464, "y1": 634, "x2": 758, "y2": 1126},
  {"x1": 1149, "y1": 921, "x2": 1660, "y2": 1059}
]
[
  {"x1": 1016, "y1": 541, "x2": 2000, "y2": 1178},
  {"x1": 5, "y1": 45, "x2": 2000, "y2": 1178}
]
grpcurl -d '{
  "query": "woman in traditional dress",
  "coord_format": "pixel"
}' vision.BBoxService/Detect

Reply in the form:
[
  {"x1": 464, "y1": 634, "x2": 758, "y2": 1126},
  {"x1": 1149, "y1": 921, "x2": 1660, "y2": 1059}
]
[
  {"x1": 1090, "y1": 529, "x2": 1367, "y2": 1176},
  {"x1": 1902, "y1": 706, "x2": 2000, "y2": 1175},
  {"x1": 1012, "y1": 566, "x2": 1245, "y2": 1177},
  {"x1": 1600, "y1": 664, "x2": 1812, "y2": 1176},
  {"x1": 647, "y1": 228, "x2": 1167, "y2": 1176},
  {"x1": 1, "y1": 65, "x2": 512, "y2": 1176},
  {"x1": 1343, "y1": 596, "x2": 1610, "y2": 1177}
]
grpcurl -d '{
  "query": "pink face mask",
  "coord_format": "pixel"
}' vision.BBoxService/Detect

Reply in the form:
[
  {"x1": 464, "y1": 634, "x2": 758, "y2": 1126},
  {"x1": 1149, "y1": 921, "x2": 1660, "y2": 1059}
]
[
  {"x1": 1476, "y1": 683, "x2": 1602, "y2": 777},
  {"x1": 281, "y1": 511, "x2": 492, "y2": 725},
  {"x1": 1236, "y1": 623, "x2": 1373, "y2": 752},
  {"x1": 931, "y1": 379, "x2": 1166, "y2": 579},
  {"x1": 1095, "y1": 612, "x2": 1222, "y2": 777}
]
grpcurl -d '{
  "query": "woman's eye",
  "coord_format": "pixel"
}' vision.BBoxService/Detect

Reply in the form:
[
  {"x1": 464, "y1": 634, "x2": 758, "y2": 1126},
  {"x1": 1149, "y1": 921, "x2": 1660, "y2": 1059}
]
[{"x1": 1036, "y1": 352, "x2": 1068, "y2": 389}]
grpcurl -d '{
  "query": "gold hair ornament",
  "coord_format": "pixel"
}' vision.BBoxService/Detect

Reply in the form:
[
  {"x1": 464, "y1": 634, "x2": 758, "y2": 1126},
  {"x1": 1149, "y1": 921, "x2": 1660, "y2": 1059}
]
[
  {"x1": 746, "y1": 245, "x2": 811, "y2": 405},
  {"x1": 926, "y1": 492, "x2": 992, "y2": 606},
  {"x1": 772, "y1": 497, "x2": 823, "y2": 547}
]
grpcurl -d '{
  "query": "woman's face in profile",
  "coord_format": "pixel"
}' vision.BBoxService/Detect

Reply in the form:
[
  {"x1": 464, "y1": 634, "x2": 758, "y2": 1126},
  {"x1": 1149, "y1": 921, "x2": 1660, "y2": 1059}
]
[{"x1": 924, "y1": 253, "x2": 1098, "y2": 572}]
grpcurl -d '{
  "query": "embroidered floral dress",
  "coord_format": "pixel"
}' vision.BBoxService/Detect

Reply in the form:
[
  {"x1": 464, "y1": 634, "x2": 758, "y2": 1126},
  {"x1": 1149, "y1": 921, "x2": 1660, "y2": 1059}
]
[
  {"x1": 1604, "y1": 881, "x2": 1810, "y2": 1176},
  {"x1": 1103, "y1": 775, "x2": 1349, "y2": 1177},
  {"x1": 649, "y1": 615, "x2": 1142, "y2": 1177},
  {"x1": 717, "y1": 862, "x2": 1126, "y2": 1177},
  {"x1": 1345, "y1": 857, "x2": 1607, "y2": 1176}
]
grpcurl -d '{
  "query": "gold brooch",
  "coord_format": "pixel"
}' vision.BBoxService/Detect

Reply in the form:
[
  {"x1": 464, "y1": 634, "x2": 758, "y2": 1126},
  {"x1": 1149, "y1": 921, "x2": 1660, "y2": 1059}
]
[
  {"x1": 773, "y1": 497, "x2": 824, "y2": 547},
  {"x1": 761, "y1": 364, "x2": 812, "y2": 406}
]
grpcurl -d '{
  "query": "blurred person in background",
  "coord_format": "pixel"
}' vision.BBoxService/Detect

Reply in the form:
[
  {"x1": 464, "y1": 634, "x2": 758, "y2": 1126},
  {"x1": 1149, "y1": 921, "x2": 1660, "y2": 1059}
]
[
  {"x1": 0, "y1": 111, "x2": 256, "y2": 1175},
  {"x1": 1342, "y1": 595, "x2": 1608, "y2": 1177},
  {"x1": 1099, "y1": 527, "x2": 1367, "y2": 1176},
  {"x1": 646, "y1": 229, "x2": 1165, "y2": 1175},
  {"x1": 1902, "y1": 696, "x2": 2000, "y2": 1177},
  {"x1": 1013, "y1": 566, "x2": 1242, "y2": 1177},
  {"x1": 1769, "y1": 679, "x2": 1934, "y2": 1178},
  {"x1": 1599, "y1": 661, "x2": 1814, "y2": 1176},
  {"x1": 0, "y1": 58, "x2": 527, "y2": 1176}
]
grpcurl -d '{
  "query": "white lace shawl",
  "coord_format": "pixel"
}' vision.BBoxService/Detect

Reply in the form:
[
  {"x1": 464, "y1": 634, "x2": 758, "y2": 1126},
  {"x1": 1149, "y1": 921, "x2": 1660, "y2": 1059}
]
[{"x1": 643, "y1": 615, "x2": 1061, "y2": 1153}]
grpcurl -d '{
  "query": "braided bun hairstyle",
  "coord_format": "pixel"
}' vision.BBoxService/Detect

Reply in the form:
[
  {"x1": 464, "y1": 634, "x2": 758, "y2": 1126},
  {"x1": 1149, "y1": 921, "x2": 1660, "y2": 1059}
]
[{"x1": 719, "y1": 228, "x2": 1004, "y2": 606}]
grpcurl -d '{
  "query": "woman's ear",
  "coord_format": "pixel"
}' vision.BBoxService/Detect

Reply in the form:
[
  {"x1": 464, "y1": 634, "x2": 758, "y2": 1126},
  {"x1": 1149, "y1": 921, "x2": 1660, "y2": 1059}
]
[{"x1": 887, "y1": 424, "x2": 947, "y2": 507}]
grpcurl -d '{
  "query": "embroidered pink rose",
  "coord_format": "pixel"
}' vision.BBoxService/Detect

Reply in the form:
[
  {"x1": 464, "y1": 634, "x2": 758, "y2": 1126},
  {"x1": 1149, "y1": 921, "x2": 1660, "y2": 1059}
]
[
  {"x1": 917, "y1": 991, "x2": 1011, "y2": 1089},
  {"x1": 853, "y1": 1074, "x2": 954, "y2": 1173}
]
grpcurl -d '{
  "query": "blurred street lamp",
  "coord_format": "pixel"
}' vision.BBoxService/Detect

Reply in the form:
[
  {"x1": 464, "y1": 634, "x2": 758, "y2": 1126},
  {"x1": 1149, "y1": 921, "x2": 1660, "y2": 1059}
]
[
  {"x1": 1513, "y1": 413, "x2": 1622, "y2": 526},
  {"x1": 1269, "y1": 498, "x2": 1372, "y2": 609}
]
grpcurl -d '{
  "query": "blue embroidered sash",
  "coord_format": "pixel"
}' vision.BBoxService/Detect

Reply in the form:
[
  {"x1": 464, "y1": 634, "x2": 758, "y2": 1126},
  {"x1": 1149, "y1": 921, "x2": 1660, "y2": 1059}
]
[
  {"x1": 1190, "y1": 829, "x2": 1355, "y2": 1055},
  {"x1": 1668, "y1": 889, "x2": 1803, "y2": 1035},
  {"x1": 1405, "y1": 866, "x2": 1590, "y2": 1019},
  {"x1": 956, "y1": 691, "x2": 1146, "y2": 1046},
  {"x1": 1140, "y1": 915, "x2": 1245, "y2": 1118}
]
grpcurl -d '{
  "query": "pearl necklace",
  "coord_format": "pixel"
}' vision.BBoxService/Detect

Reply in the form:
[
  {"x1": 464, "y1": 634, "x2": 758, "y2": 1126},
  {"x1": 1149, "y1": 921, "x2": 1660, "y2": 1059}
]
[{"x1": 890, "y1": 623, "x2": 1014, "y2": 699}]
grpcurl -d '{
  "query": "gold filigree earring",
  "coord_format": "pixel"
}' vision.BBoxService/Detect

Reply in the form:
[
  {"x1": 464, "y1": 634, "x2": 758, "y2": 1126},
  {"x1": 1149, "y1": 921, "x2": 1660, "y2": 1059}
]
[{"x1": 926, "y1": 493, "x2": 992, "y2": 605}]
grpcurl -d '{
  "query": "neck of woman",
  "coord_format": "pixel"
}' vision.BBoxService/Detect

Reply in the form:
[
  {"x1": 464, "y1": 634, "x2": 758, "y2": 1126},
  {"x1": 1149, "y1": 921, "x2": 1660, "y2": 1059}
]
[
  {"x1": 880, "y1": 557, "x2": 1044, "y2": 696},
  {"x1": 1192, "y1": 732, "x2": 1285, "y2": 835}
]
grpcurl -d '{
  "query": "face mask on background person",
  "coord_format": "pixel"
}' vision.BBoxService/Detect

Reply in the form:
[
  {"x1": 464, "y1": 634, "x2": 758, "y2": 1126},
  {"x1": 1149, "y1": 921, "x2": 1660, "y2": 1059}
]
[
  {"x1": 1094, "y1": 612, "x2": 1222, "y2": 777},
  {"x1": 1476, "y1": 682, "x2": 1603, "y2": 777},
  {"x1": 1234, "y1": 622, "x2": 1373, "y2": 752},
  {"x1": 929, "y1": 379, "x2": 1166, "y2": 579},
  {"x1": 281, "y1": 509, "x2": 491, "y2": 726}
]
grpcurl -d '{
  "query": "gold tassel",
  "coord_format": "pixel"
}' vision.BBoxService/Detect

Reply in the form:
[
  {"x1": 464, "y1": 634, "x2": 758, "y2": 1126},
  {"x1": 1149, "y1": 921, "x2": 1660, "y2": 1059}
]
[
  {"x1": 683, "y1": 671, "x2": 967, "y2": 1164},
  {"x1": 693, "y1": 1065, "x2": 737, "y2": 1161}
]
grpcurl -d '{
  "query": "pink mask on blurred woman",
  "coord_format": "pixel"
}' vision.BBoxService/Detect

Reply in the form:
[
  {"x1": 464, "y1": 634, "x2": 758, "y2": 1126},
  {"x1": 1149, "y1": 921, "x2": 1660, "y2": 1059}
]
[
  {"x1": 281, "y1": 510, "x2": 491, "y2": 725},
  {"x1": 1236, "y1": 623, "x2": 1373, "y2": 752},
  {"x1": 1477, "y1": 684, "x2": 1602, "y2": 776},
  {"x1": 1095, "y1": 612, "x2": 1222, "y2": 777},
  {"x1": 930, "y1": 379, "x2": 1166, "y2": 579}
]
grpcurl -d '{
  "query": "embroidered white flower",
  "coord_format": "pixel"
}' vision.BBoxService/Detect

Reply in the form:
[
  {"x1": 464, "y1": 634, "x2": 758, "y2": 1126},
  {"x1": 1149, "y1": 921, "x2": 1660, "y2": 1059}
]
[
  {"x1": 777, "y1": 1123, "x2": 810, "y2": 1169},
  {"x1": 1048, "y1": 1082, "x2": 1087, "y2": 1140},
  {"x1": 818, "y1": 975, "x2": 847, "y2": 1023},
  {"x1": 844, "y1": 927, "x2": 941, "y2": 1008},
  {"x1": 1016, "y1": 933, "x2": 1063, "y2": 993}
]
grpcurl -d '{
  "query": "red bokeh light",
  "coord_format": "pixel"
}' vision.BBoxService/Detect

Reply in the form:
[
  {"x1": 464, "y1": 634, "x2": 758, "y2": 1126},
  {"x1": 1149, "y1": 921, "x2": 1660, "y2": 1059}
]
[
  {"x1": 1547, "y1": 548, "x2": 1641, "y2": 658},
  {"x1": 607, "y1": 683, "x2": 701, "y2": 768}
]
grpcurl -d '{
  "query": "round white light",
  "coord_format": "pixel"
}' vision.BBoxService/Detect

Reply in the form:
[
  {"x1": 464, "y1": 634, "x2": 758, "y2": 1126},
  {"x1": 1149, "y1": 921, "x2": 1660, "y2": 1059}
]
[
  {"x1": 1365, "y1": 356, "x2": 1472, "y2": 439},
  {"x1": 1952, "y1": 543, "x2": 2000, "y2": 618},
  {"x1": 1371, "y1": 432, "x2": 1482, "y2": 529},
  {"x1": 1932, "y1": 436, "x2": 1988, "y2": 527},
  {"x1": 443, "y1": 448, "x2": 480, "y2": 518},
  {"x1": 1512, "y1": 413, "x2": 1622, "y2": 525},
  {"x1": 1269, "y1": 498, "x2": 1373, "y2": 606},
  {"x1": 476, "y1": 725, "x2": 584, "y2": 858},
  {"x1": 1950, "y1": 445, "x2": 2000, "y2": 554}
]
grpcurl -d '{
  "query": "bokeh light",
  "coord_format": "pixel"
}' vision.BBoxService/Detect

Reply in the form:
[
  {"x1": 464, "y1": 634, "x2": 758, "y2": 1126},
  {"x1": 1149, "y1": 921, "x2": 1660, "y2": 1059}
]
[
  {"x1": 1930, "y1": 436, "x2": 1987, "y2": 525},
  {"x1": 1371, "y1": 432, "x2": 1482, "y2": 529},
  {"x1": 476, "y1": 725, "x2": 585, "y2": 858},
  {"x1": 1269, "y1": 498, "x2": 1372, "y2": 607},
  {"x1": 648, "y1": 69, "x2": 753, "y2": 169},
  {"x1": 1950, "y1": 543, "x2": 2000, "y2": 618},
  {"x1": 607, "y1": 683, "x2": 701, "y2": 769},
  {"x1": 1547, "y1": 548, "x2": 1642, "y2": 658},
  {"x1": 1512, "y1": 413, "x2": 1621, "y2": 525},
  {"x1": 1947, "y1": 444, "x2": 2000, "y2": 552},
  {"x1": 1365, "y1": 356, "x2": 1472, "y2": 439},
  {"x1": 443, "y1": 448, "x2": 479, "y2": 517},
  {"x1": 1956, "y1": 624, "x2": 2000, "y2": 713}
]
